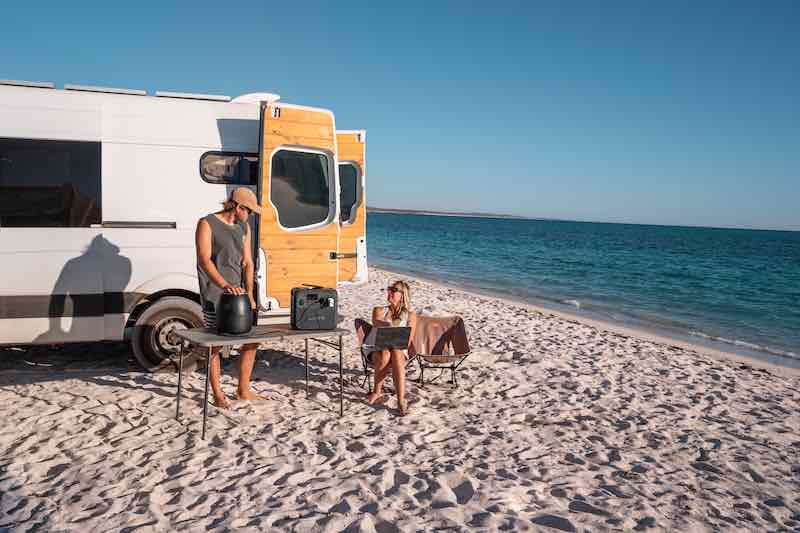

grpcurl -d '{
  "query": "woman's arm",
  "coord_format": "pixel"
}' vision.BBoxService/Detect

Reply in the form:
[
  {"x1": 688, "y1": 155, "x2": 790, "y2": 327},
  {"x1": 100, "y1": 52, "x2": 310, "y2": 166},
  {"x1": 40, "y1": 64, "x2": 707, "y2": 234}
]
[
  {"x1": 408, "y1": 312, "x2": 417, "y2": 350},
  {"x1": 371, "y1": 306, "x2": 389, "y2": 327}
]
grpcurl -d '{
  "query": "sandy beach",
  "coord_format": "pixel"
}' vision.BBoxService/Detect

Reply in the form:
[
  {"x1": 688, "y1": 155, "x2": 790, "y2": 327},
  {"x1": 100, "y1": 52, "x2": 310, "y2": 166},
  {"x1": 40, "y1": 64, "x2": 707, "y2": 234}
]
[{"x1": 1, "y1": 266, "x2": 799, "y2": 532}]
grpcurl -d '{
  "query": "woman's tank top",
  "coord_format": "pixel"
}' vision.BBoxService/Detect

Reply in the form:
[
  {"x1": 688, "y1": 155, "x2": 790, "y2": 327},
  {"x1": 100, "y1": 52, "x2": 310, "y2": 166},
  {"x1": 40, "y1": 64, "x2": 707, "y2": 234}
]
[
  {"x1": 363, "y1": 306, "x2": 410, "y2": 349},
  {"x1": 197, "y1": 214, "x2": 246, "y2": 308},
  {"x1": 380, "y1": 306, "x2": 409, "y2": 327}
]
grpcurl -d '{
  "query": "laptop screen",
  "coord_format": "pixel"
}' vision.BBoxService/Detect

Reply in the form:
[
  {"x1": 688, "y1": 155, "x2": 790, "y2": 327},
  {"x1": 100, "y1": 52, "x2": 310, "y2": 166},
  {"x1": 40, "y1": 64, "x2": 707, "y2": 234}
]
[{"x1": 372, "y1": 327, "x2": 411, "y2": 349}]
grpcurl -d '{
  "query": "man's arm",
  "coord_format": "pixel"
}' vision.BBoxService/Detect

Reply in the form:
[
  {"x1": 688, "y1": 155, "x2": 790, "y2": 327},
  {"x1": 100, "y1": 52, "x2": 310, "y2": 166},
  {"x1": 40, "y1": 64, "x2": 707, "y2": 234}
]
[
  {"x1": 196, "y1": 219, "x2": 243, "y2": 294},
  {"x1": 242, "y1": 223, "x2": 256, "y2": 308}
]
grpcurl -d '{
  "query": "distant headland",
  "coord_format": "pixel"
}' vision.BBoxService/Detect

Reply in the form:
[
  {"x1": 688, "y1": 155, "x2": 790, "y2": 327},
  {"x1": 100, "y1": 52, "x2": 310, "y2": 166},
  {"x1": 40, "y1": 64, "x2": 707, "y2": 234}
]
[{"x1": 366, "y1": 206, "x2": 530, "y2": 220}]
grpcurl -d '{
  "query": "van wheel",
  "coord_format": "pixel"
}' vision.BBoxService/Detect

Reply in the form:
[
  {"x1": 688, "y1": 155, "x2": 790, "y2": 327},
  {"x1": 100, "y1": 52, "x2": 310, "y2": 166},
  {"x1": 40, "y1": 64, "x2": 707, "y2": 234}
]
[{"x1": 132, "y1": 296, "x2": 203, "y2": 372}]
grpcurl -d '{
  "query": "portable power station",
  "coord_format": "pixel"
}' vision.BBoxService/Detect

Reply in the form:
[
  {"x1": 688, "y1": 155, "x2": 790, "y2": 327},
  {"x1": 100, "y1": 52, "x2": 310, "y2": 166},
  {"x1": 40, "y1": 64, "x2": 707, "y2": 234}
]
[{"x1": 290, "y1": 287, "x2": 338, "y2": 330}]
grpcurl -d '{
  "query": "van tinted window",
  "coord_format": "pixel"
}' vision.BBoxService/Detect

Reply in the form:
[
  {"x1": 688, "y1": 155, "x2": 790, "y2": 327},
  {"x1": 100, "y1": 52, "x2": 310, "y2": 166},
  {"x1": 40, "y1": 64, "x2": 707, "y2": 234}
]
[
  {"x1": 270, "y1": 150, "x2": 331, "y2": 229},
  {"x1": 0, "y1": 138, "x2": 101, "y2": 227},
  {"x1": 200, "y1": 152, "x2": 258, "y2": 185},
  {"x1": 338, "y1": 163, "x2": 359, "y2": 223}
]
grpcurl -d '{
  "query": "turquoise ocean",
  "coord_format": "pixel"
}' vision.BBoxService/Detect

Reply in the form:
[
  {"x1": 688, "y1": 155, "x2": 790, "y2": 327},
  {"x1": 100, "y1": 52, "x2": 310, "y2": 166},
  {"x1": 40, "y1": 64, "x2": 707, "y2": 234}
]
[{"x1": 367, "y1": 213, "x2": 800, "y2": 368}]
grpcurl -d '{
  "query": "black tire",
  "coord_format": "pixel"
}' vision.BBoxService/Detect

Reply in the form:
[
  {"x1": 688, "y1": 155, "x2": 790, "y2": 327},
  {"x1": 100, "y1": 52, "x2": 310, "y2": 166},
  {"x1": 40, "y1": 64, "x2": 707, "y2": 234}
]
[{"x1": 132, "y1": 296, "x2": 203, "y2": 372}]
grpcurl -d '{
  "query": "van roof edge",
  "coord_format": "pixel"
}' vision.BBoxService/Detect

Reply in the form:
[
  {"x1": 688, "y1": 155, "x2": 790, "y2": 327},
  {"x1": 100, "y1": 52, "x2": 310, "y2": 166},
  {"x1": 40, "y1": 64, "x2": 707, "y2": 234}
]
[
  {"x1": 155, "y1": 91, "x2": 231, "y2": 102},
  {"x1": 0, "y1": 79, "x2": 55, "y2": 89},
  {"x1": 64, "y1": 84, "x2": 147, "y2": 96}
]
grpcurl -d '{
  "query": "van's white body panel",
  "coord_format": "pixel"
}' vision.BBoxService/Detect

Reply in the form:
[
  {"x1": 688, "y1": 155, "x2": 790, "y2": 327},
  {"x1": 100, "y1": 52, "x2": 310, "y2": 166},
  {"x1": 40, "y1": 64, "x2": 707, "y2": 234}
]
[{"x1": 0, "y1": 84, "x2": 304, "y2": 346}]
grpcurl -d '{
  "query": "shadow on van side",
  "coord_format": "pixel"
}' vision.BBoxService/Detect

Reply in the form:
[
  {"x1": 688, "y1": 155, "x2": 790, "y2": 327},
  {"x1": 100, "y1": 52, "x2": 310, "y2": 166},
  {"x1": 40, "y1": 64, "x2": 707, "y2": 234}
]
[{"x1": 33, "y1": 235, "x2": 132, "y2": 345}]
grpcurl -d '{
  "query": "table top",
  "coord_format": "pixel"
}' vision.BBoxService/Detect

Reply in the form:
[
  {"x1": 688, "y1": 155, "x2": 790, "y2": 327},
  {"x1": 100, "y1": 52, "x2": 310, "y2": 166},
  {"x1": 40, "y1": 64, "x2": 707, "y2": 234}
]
[{"x1": 174, "y1": 324, "x2": 350, "y2": 347}]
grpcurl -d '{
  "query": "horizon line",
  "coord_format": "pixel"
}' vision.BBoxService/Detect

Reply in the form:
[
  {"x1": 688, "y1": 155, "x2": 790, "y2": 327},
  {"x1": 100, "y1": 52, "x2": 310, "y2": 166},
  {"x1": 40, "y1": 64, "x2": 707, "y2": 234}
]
[{"x1": 365, "y1": 206, "x2": 800, "y2": 233}]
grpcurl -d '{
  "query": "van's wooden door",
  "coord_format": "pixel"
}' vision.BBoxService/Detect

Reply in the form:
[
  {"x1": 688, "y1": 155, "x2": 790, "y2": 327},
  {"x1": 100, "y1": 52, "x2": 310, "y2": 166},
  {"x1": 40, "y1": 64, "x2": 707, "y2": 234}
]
[
  {"x1": 258, "y1": 103, "x2": 340, "y2": 310},
  {"x1": 336, "y1": 130, "x2": 367, "y2": 284}
]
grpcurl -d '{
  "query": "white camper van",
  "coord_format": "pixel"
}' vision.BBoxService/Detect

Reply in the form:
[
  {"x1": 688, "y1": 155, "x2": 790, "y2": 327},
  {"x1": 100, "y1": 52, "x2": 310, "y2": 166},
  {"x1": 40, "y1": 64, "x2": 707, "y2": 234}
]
[{"x1": 0, "y1": 80, "x2": 367, "y2": 370}]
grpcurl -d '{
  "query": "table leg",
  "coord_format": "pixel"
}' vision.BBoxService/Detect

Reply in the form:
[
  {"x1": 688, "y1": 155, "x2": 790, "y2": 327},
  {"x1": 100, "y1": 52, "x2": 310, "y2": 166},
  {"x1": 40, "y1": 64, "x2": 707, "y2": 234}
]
[
  {"x1": 176, "y1": 342, "x2": 184, "y2": 420},
  {"x1": 305, "y1": 338, "x2": 309, "y2": 396},
  {"x1": 339, "y1": 335, "x2": 343, "y2": 417},
  {"x1": 202, "y1": 346, "x2": 211, "y2": 440}
]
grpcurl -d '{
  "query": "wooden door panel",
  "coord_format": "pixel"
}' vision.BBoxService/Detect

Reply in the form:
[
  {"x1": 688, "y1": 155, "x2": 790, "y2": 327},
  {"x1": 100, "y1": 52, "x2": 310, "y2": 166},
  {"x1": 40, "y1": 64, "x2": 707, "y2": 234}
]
[
  {"x1": 336, "y1": 130, "x2": 366, "y2": 283},
  {"x1": 259, "y1": 104, "x2": 339, "y2": 308}
]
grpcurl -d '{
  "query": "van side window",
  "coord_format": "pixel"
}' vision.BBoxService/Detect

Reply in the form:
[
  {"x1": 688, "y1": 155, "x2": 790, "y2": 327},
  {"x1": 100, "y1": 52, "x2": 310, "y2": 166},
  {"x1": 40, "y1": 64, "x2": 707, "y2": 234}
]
[
  {"x1": 200, "y1": 152, "x2": 258, "y2": 185},
  {"x1": 0, "y1": 138, "x2": 101, "y2": 227},
  {"x1": 270, "y1": 150, "x2": 331, "y2": 229},
  {"x1": 338, "y1": 163, "x2": 360, "y2": 223}
]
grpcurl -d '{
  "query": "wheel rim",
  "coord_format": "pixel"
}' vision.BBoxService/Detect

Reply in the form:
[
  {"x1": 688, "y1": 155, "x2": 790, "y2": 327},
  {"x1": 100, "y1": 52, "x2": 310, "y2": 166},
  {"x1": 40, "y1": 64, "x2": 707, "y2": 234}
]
[{"x1": 150, "y1": 317, "x2": 192, "y2": 361}]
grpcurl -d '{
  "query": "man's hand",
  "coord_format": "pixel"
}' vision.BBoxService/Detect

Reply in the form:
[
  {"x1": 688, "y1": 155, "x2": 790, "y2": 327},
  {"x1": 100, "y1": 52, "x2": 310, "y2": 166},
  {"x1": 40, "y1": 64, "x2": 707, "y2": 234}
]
[{"x1": 223, "y1": 284, "x2": 245, "y2": 295}]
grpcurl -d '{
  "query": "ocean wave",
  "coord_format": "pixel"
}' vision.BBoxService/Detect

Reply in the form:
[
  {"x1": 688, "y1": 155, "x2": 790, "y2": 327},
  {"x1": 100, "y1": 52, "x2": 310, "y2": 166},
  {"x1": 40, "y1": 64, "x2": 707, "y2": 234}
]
[
  {"x1": 563, "y1": 299, "x2": 581, "y2": 309},
  {"x1": 689, "y1": 331, "x2": 799, "y2": 360}
]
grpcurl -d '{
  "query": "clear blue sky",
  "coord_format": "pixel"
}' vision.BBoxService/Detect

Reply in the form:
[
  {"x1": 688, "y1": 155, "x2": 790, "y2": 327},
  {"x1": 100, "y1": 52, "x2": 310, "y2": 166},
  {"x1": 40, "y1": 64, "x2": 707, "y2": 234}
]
[{"x1": 3, "y1": 1, "x2": 798, "y2": 230}]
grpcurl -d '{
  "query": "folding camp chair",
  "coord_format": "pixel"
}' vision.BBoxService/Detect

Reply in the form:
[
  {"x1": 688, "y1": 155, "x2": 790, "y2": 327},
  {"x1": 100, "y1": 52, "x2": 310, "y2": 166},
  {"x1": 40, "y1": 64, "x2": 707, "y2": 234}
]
[
  {"x1": 354, "y1": 318, "x2": 417, "y2": 391},
  {"x1": 409, "y1": 316, "x2": 471, "y2": 387}
]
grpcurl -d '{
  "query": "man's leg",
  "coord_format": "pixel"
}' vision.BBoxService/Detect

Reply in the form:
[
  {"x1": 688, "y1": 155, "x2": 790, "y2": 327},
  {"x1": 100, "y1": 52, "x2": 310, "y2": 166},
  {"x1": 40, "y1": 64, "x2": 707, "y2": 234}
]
[
  {"x1": 237, "y1": 343, "x2": 265, "y2": 400},
  {"x1": 208, "y1": 347, "x2": 230, "y2": 409},
  {"x1": 389, "y1": 349, "x2": 407, "y2": 414},
  {"x1": 367, "y1": 350, "x2": 390, "y2": 404}
]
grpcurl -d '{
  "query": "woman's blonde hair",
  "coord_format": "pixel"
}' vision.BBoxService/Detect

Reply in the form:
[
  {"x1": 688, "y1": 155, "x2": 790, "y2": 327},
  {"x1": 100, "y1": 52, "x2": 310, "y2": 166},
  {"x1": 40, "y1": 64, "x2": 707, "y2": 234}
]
[{"x1": 389, "y1": 280, "x2": 411, "y2": 322}]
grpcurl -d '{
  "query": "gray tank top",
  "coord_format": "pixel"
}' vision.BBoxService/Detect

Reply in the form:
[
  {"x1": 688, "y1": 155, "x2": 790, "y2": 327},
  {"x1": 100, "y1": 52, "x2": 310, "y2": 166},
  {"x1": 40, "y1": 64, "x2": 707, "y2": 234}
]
[{"x1": 197, "y1": 214, "x2": 246, "y2": 308}]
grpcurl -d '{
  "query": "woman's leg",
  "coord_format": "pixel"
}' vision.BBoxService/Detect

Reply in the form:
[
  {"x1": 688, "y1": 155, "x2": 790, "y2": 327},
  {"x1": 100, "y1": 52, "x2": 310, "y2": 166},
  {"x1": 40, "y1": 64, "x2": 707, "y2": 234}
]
[
  {"x1": 367, "y1": 350, "x2": 390, "y2": 403},
  {"x1": 236, "y1": 343, "x2": 264, "y2": 400},
  {"x1": 208, "y1": 347, "x2": 230, "y2": 409},
  {"x1": 389, "y1": 349, "x2": 407, "y2": 413}
]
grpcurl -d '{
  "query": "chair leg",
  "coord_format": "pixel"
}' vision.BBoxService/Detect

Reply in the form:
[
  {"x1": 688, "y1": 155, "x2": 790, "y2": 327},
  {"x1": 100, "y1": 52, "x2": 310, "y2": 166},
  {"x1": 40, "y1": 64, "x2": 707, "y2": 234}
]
[{"x1": 361, "y1": 368, "x2": 372, "y2": 392}]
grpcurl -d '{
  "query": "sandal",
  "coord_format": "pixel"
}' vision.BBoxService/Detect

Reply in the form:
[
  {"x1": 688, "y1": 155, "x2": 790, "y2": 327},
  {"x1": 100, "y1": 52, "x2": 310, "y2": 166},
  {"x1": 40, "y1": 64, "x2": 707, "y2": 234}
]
[{"x1": 398, "y1": 400, "x2": 409, "y2": 417}]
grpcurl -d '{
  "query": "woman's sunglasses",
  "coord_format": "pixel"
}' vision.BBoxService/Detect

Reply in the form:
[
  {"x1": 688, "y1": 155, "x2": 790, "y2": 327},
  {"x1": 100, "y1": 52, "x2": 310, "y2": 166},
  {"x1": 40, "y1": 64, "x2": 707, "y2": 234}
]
[{"x1": 386, "y1": 286, "x2": 400, "y2": 294}]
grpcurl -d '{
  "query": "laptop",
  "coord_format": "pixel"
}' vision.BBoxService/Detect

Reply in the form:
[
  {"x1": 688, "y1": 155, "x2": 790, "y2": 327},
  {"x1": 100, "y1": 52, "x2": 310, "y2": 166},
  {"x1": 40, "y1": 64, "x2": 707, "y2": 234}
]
[{"x1": 368, "y1": 326, "x2": 411, "y2": 350}]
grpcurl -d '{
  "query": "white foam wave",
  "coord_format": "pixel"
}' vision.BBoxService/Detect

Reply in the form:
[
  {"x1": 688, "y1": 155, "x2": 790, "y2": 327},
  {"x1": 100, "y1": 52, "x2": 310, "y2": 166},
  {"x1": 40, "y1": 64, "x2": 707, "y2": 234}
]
[
  {"x1": 563, "y1": 299, "x2": 581, "y2": 309},
  {"x1": 689, "y1": 331, "x2": 799, "y2": 360}
]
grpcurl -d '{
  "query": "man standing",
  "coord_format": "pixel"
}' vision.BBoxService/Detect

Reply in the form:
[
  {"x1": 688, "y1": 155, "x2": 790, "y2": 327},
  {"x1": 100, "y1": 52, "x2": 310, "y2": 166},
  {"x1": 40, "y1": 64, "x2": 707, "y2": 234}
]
[{"x1": 196, "y1": 187, "x2": 263, "y2": 408}]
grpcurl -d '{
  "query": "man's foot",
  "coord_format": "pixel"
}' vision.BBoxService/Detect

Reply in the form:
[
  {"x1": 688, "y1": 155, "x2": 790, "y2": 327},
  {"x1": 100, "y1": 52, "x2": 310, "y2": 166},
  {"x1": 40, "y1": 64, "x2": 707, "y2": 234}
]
[
  {"x1": 366, "y1": 391, "x2": 382, "y2": 405},
  {"x1": 398, "y1": 399, "x2": 409, "y2": 416},
  {"x1": 212, "y1": 396, "x2": 231, "y2": 409},
  {"x1": 236, "y1": 390, "x2": 267, "y2": 401}
]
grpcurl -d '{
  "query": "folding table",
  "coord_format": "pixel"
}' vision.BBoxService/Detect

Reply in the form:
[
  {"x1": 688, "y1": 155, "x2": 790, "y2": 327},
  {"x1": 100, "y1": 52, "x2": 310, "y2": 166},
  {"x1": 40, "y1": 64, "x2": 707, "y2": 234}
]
[{"x1": 173, "y1": 324, "x2": 348, "y2": 439}]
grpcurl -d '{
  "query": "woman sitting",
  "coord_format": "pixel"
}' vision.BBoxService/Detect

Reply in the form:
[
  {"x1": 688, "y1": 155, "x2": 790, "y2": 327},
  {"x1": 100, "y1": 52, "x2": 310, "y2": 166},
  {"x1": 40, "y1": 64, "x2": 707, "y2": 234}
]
[{"x1": 365, "y1": 280, "x2": 417, "y2": 416}]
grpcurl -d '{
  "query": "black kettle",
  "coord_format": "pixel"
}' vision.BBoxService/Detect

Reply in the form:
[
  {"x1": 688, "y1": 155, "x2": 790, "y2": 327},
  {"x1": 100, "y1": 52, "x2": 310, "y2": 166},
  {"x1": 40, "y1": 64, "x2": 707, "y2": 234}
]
[{"x1": 217, "y1": 293, "x2": 253, "y2": 336}]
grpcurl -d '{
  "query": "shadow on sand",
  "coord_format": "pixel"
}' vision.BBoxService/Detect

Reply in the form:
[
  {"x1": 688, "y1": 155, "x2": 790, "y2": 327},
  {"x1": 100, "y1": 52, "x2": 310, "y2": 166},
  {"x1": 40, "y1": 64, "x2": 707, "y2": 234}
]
[{"x1": 0, "y1": 343, "x2": 379, "y2": 408}]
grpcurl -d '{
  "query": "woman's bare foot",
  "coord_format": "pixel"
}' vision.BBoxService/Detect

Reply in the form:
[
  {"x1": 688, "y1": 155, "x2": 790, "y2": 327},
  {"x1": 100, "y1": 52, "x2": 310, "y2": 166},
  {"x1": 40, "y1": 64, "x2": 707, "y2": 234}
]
[
  {"x1": 398, "y1": 399, "x2": 409, "y2": 416},
  {"x1": 236, "y1": 390, "x2": 267, "y2": 401},
  {"x1": 366, "y1": 392, "x2": 382, "y2": 405},
  {"x1": 212, "y1": 396, "x2": 231, "y2": 409}
]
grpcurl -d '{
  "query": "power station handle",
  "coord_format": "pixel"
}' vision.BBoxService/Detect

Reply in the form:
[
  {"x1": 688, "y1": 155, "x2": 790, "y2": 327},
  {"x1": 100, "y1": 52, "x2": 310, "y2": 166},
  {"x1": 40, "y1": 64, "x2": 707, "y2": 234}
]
[{"x1": 329, "y1": 252, "x2": 358, "y2": 259}]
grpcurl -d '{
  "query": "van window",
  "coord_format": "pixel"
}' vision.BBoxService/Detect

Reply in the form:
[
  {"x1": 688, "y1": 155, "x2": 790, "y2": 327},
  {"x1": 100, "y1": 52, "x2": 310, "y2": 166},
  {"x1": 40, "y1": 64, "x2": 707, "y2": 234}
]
[
  {"x1": 338, "y1": 163, "x2": 359, "y2": 223},
  {"x1": 200, "y1": 152, "x2": 258, "y2": 185},
  {"x1": 0, "y1": 138, "x2": 101, "y2": 227},
  {"x1": 270, "y1": 149, "x2": 331, "y2": 229}
]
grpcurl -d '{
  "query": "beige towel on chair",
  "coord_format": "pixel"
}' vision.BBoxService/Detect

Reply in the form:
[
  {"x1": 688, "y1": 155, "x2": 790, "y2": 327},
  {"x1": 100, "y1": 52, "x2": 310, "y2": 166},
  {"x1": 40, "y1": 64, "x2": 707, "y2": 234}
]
[{"x1": 410, "y1": 316, "x2": 470, "y2": 363}]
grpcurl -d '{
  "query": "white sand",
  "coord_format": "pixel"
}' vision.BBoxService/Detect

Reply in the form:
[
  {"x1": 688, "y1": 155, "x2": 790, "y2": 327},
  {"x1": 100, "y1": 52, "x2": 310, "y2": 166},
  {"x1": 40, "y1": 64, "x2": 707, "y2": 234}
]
[{"x1": 1, "y1": 267, "x2": 799, "y2": 532}]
